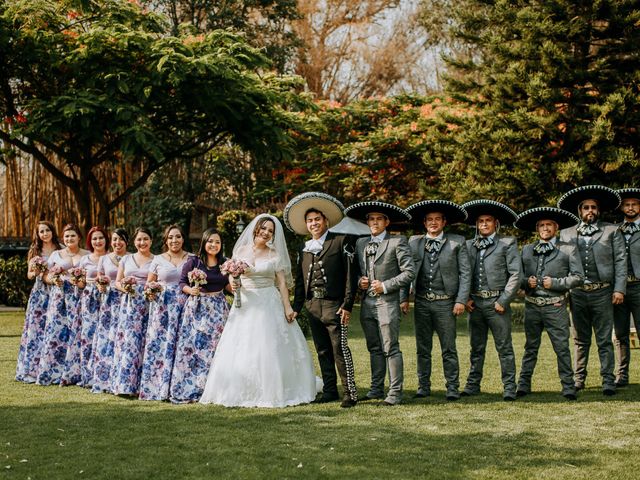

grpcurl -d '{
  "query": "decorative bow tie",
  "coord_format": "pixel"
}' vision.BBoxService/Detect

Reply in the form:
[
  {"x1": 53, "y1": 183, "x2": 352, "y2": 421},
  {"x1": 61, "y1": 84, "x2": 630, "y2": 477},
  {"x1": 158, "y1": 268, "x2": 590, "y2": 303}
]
[
  {"x1": 533, "y1": 242, "x2": 554, "y2": 256},
  {"x1": 473, "y1": 236, "x2": 494, "y2": 250},
  {"x1": 303, "y1": 239, "x2": 323, "y2": 255},
  {"x1": 365, "y1": 242, "x2": 379, "y2": 256},
  {"x1": 577, "y1": 222, "x2": 599, "y2": 236},
  {"x1": 425, "y1": 239, "x2": 441, "y2": 254},
  {"x1": 620, "y1": 222, "x2": 640, "y2": 235}
]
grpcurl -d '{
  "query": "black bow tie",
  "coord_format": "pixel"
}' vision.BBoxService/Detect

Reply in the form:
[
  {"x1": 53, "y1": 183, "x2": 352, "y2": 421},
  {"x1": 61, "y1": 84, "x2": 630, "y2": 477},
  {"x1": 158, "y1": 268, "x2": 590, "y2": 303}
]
[
  {"x1": 620, "y1": 222, "x2": 640, "y2": 235},
  {"x1": 425, "y1": 238, "x2": 441, "y2": 253},
  {"x1": 365, "y1": 242, "x2": 379, "y2": 256},
  {"x1": 577, "y1": 222, "x2": 599, "y2": 236},
  {"x1": 533, "y1": 242, "x2": 554, "y2": 256},
  {"x1": 473, "y1": 236, "x2": 494, "y2": 250}
]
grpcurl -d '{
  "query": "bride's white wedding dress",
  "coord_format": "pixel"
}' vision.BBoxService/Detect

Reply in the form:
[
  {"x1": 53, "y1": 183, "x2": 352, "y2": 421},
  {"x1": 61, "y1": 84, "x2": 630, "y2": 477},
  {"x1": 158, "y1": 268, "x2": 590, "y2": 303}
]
[{"x1": 199, "y1": 258, "x2": 318, "y2": 407}]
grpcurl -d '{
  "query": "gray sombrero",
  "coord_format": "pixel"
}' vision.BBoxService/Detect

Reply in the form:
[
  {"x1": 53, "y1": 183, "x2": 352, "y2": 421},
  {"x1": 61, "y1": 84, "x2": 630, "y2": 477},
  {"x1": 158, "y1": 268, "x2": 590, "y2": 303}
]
[
  {"x1": 461, "y1": 199, "x2": 518, "y2": 226},
  {"x1": 515, "y1": 207, "x2": 580, "y2": 232},
  {"x1": 283, "y1": 192, "x2": 345, "y2": 235},
  {"x1": 344, "y1": 201, "x2": 411, "y2": 224},
  {"x1": 617, "y1": 188, "x2": 640, "y2": 202},
  {"x1": 406, "y1": 200, "x2": 467, "y2": 225},
  {"x1": 557, "y1": 185, "x2": 621, "y2": 213}
]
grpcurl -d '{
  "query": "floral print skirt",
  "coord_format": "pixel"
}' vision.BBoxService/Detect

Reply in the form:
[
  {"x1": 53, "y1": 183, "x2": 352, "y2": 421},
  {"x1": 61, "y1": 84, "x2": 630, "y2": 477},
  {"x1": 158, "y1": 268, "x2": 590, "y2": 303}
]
[
  {"x1": 16, "y1": 278, "x2": 50, "y2": 383},
  {"x1": 90, "y1": 288, "x2": 122, "y2": 393}
]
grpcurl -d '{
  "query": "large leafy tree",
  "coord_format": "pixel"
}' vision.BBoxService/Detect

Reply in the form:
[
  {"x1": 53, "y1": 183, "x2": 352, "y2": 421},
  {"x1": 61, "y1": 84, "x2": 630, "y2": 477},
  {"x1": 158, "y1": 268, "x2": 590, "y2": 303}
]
[
  {"x1": 0, "y1": 0, "x2": 306, "y2": 230},
  {"x1": 422, "y1": 0, "x2": 640, "y2": 210}
]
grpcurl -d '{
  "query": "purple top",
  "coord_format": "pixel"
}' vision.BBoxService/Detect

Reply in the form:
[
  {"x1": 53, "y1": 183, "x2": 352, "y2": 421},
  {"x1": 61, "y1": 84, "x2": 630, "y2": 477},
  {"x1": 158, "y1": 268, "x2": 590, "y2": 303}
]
[
  {"x1": 79, "y1": 254, "x2": 102, "y2": 281},
  {"x1": 150, "y1": 254, "x2": 192, "y2": 285},
  {"x1": 179, "y1": 256, "x2": 229, "y2": 293},
  {"x1": 121, "y1": 254, "x2": 154, "y2": 283},
  {"x1": 98, "y1": 254, "x2": 122, "y2": 284}
]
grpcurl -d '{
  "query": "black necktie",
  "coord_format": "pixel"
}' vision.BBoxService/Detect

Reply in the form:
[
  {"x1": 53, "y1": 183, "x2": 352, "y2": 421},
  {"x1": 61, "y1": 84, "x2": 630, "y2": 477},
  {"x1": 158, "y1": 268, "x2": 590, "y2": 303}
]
[
  {"x1": 365, "y1": 242, "x2": 379, "y2": 257},
  {"x1": 425, "y1": 239, "x2": 441, "y2": 254},
  {"x1": 577, "y1": 222, "x2": 599, "y2": 236},
  {"x1": 533, "y1": 241, "x2": 554, "y2": 256},
  {"x1": 473, "y1": 236, "x2": 494, "y2": 250},
  {"x1": 620, "y1": 222, "x2": 640, "y2": 235}
]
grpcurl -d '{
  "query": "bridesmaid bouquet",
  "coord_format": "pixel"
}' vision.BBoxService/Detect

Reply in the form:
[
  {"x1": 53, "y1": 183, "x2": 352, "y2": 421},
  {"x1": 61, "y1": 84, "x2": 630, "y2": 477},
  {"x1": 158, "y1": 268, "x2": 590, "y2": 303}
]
[
  {"x1": 143, "y1": 281, "x2": 163, "y2": 302},
  {"x1": 69, "y1": 266, "x2": 87, "y2": 286},
  {"x1": 49, "y1": 265, "x2": 65, "y2": 287},
  {"x1": 220, "y1": 259, "x2": 249, "y2": 308},
  {"x1": 29, "y1": 256, "x2": 48, "y2": 276},
  {"x1": 121, "y1": 276, "x2": 138, "y2": 296},
  {"x1": 96, "y1": 275, "x2": 110, "y2": 294},
  {"x1": 188, "y1": 268, "x2": 207, "y2": 288}
]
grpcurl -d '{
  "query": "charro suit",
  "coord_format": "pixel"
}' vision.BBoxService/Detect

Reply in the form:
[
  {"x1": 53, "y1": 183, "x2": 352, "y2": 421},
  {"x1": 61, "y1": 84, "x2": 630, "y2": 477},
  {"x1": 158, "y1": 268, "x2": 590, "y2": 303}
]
[
  {"x1": 518, "y1": 240, "x2": 583, "y2": 395},
  {"x1": 356, "y1": 232, "x2": 415, "y2": 404},
  {"x1": 560, "y1": 221, "x2": 627, "y2": 389},
  {"x1": 293, "y1": 232, "x2": 357, "y2": 400},
  {"x1": 403, "y1": 233, "x2": 471, "y2": 397},
  {"x1": 464, "y1": 235, "x2": 522, "y2": 397}
]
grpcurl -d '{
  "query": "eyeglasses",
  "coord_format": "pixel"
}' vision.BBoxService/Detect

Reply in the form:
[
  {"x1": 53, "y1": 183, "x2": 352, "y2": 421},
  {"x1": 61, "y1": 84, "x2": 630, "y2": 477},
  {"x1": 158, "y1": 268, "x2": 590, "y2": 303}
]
[{"x1": 580, "y1": 205, "x2": 598, "y2": 211}]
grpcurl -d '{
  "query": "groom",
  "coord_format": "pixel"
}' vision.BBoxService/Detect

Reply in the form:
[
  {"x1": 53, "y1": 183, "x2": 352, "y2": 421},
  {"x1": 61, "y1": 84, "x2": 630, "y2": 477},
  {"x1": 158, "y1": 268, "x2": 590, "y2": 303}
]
[{"x1": 285, "y1": 192, "x2": 358, "y2": 408}]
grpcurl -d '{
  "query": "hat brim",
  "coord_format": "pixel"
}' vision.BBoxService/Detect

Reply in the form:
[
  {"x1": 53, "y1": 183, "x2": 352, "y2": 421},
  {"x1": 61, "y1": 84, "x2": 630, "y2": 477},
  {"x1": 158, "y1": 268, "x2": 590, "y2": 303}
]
[
  {"x1": 515, "y1": 208, "x2": 580, "y2": 231},
  {"x1": 617, "y1": 188, "x2": 640, "y2": 202},
  {"x1": 345, "y1": 202, "x2": 411, "y2": 223},
  {"x1": 557, "y1": 186, "x2": 620, "y2": 213},
  {"x1": 406, "y1": 201, "x2": 467, "y2": 225},
  {"x1": 462, "y1": 200, "x2": 517, "y2": 226},
  {"x1": 328, "y1": 217, "x2": 371, "y2": 236},
  {"x1": 284, "y1": 193, "x2": 344, "y2": 235}
]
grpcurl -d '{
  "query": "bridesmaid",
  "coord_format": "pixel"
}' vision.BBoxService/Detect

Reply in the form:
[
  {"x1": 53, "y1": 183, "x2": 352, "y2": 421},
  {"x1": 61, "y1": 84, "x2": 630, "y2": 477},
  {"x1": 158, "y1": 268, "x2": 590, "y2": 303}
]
[
  {"x1": 170, "y1": 228, "x2": 230, "y2": 404},
  {"x1": 36, "y1": 224, "x2": 89, "y2": 385},
  {"x1": 76, "y1": 227, "x2": 109, "y2": 387},
  {"x1": 15, "y1": 221, "x2": 61, "y2": 383},
  {"x1": 111, "y1": 227, "x2": 154, "y2": 396},
  {"x1": 91, "y1": 228, "x2": 129, "y2": 393},
  {"x1": 139, "y1": 224, "x2": 190, "y2": 401}
]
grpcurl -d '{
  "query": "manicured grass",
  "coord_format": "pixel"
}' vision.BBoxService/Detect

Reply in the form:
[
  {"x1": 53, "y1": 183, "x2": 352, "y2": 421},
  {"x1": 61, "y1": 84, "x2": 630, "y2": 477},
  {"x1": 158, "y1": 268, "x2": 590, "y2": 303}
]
[{"x1": 1, "y1": 308, "x2": 639, "y2": 479}]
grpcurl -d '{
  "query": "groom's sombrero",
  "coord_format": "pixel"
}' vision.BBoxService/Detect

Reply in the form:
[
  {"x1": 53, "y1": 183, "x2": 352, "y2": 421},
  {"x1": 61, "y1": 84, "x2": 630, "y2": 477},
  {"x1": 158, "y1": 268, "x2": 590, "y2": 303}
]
[
  {"x1": 461, "y1": 199, "x2": 518, "y2": 226},
  {"x1": 406, "y1": 200, "x2": 467, "y2": 225},
  {"x1": 617, "y1": 188, "x2": 640, "y2": 202},
  {"x1": 283, "y1": 192, "x2": 345, "y2": 235},
  {"x1": 515, "y1": 207, "x2": 580, "y2": 232},
  {"x1": 344, "y1": 201, "x2": 411, "y2": 224},
  {"x1": 557, "y1": 185, "x2": 620, "y2": 213}
]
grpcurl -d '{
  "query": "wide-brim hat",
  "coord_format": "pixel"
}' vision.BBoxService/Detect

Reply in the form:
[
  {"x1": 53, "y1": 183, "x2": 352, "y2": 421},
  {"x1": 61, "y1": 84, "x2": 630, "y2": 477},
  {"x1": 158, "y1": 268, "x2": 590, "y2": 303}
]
[
  {"x1": 617, "y1": 188, "x2": 640, "y2": 202},
  {"x1": 283, "y1": 192, "x2": 345, "y2": 235},
  {"x1": 406, "y1": 200, "x2": 467, "y2": 225},
  {"x1": 461, "y1": 199, "x2": 518, "y2": 226},
  {"x1": 515, "y1": 207, "x2": 580, "y2": 232},
  {"x1": 344, "y1": 201, "x2": 411, "y2": 223},
  {"x1": 557, "y1": 185, "x2": 620, "y2": 213}
]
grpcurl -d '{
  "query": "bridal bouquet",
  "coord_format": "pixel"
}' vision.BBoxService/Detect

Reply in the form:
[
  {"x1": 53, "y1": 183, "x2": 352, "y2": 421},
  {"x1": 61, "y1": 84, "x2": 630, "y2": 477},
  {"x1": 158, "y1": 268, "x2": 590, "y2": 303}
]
[
  {"x1": 96, "y1": 275, "x2": 110, "y2": 294},
  {"x1": 49, "y1": 265, "x2": 65, "y2": 287},
  {"x1": 220, "y1": 259, "x2": 249, "y2": 308},
  {"x1": 29, "y1": 256, "x2": 48, "y2": 276},
  {"x1": 143, "y1": 281, "x2": 163, "y2": 302},
  {"x1": 69, "y1": 266, "x2": 87, "y2": 286},
  {"x1": 121, "y1": 276, "x2": 138, "y2": 296}
]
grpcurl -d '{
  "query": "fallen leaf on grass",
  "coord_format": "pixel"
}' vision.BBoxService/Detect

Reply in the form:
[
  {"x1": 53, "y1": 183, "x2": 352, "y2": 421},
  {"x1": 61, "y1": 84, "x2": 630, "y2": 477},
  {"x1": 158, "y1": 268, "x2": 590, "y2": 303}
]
[
  {"x1": 297, "y1": 463, "x2": 303, "y2": 468},
  {"x1": 19, "y1": 459, "x2": 28, "y2": 463}
]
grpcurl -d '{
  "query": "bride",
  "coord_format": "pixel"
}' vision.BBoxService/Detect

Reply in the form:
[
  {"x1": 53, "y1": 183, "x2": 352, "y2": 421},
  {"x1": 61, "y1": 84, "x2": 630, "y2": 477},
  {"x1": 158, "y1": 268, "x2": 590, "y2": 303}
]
[{"x1": 199, "y1": 214, "x2": 318, "y2": 407}]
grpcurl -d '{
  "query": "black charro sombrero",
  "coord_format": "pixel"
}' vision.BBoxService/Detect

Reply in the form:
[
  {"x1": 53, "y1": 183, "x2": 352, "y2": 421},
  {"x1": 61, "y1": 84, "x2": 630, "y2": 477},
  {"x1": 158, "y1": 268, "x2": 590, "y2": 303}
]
[
  {"x1": 461, "y1": 199, "x2": 518, "y2": 226},
  {"x1": 344, "y1": 201, "x2": 411, "y2": 224},
  {"x1": 557, "y1": 185, "x2": 620, "y2": 213},
  {"x1": 406, "y1": 200, "x2": 467, "y2": 226},
  {"x1": 617, "y1": 188, "x2": 640, "y2": 202},
  {"x1": 515, "y1": 207, "x2": 580, "y2": 232},
  {"x1": 283, "y1": 192, "x2": 345, "y2": 235}
]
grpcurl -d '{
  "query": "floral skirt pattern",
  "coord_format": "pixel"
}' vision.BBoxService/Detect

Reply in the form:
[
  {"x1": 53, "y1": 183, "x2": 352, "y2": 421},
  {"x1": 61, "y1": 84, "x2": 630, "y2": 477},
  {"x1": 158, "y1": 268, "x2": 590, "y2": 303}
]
[
  {"x1": 169, "y1": 294, "x2": 229, "y2": 403},
  {"x1": 110, "y1": 286, "x2": 149, "y2": 395},
  {"x1": 91, "y1": 288, "x2": 122, "y2": 393},
  {"x1": 15, "y1": 278, "x2": 50, "y2": 383},
  {"x1": 139, "y1": 285, "x2": 187, "y2": 401},
  {"x1": 78, "y1": 284, "x2": 101, "y2": 387},
  {"x1": 60, "y1": 285, "x2": 87, "y2": 386},
  {"x1": 36, "y1": 282, "x2": 81, "y2": 386}
]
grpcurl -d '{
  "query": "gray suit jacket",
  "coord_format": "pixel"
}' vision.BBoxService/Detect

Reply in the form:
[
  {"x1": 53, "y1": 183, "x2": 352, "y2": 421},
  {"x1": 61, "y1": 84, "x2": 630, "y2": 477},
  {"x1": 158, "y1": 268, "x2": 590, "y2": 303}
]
[
  {"x1": 403, "y1": 233, "x2": 471, "y2": 305},
  {"x1": 466, "y1": 235, "x2": 522, "y2": 307},
  {"x1": 618, "y1": 223, "x2": 640, "y2": 278},
  {"x1": 521, "y1": 240, "x2": 584, "y2": 294},
  {"x1": 560, "y1": 221, "x2": 627, "y2": 294},
  {"x1": 356, "y1": 232, "x2": 415, "y2": 304}
]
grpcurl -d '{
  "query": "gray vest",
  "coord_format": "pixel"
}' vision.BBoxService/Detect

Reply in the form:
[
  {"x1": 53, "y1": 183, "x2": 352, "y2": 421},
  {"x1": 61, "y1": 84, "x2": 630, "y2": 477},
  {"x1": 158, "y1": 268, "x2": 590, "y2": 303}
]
[
  {"x1": 578, "y1": 236, "x2": 601, "y2": 282},
  {"x1": 416, "y1": 250, "x2": 446, "y2": 294},
  {"x1": 472, "y1": 250, "x2": 488, "y2": 291}
]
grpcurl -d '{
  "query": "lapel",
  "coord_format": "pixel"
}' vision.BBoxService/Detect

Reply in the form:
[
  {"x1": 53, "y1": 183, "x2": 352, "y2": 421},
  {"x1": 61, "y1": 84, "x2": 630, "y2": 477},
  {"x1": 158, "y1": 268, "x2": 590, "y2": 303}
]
[
  {"x1": 316, "y1": 232, "x2": 334, "y2": 260},
  {"x1": 417, "y1": 236, "x2": 427, "y2": 265},
  {"x1": 589, "y1": 227, "x2": 604, "y2": 245},
  {"x1": 374, "y1": 232, "x2": 390, "y2": 263},
  {"x1": 482, "y1": 236, "x2": 499, "y2": 259},
  {"x1": 629, "y1": 231, "x2": 640, "y2": 246},
  {"x1": 545, "y1": 245, "x2": 560, "y2": 264},
  {"x1": 468, "y1": 240, "x2": 478, "y2": 266}
]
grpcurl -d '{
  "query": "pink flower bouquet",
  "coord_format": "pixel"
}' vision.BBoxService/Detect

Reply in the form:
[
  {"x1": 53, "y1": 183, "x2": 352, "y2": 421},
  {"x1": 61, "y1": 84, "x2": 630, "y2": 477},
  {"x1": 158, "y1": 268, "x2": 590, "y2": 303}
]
[
  {"x1": 121, "y1": 276, "x2": 138, "y2": 296},
  {"x1": 143, "y1": 281, "x2": 163, "y2": 302},
  {"x1": 49, "y1": 265, "x2": 65, "y2": 287},
  {"x1": 29, "y1": 256, "x2": 48, "y2": 276},
  {"x1": 220, "y1": 259, "x2": 249, "y2": 308},
  {"x1": 69, "y1": 266, "x2": 87, "y2": 286},
  {"x1": 187, "y1": 268, "x2": 207, "y2": 288}
]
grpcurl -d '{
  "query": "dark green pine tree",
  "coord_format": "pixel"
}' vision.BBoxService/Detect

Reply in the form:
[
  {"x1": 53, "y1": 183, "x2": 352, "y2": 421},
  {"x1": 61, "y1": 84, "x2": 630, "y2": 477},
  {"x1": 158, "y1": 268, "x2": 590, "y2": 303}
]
[{"x1": 423, "y1": 0, "x2": 640, "y2": 211}]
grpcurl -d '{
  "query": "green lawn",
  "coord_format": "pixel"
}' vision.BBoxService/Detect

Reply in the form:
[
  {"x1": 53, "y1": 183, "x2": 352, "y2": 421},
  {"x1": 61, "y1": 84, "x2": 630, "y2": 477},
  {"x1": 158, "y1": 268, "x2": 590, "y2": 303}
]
[{"x1": 1, "y1": 307, "x2": 639, "y2": 479}]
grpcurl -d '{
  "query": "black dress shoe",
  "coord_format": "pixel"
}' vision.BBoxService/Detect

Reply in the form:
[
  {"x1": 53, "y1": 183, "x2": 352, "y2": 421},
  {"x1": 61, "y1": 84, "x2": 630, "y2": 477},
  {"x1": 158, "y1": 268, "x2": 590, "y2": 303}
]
[
  {"x1": 574, "y1": 382, "x2": 585, "y2": 391},
  {"x1": 503, "y1": 395, "x2": 516, "y2": 402},
  {"x1": 603, "y1": 387, "x2": 616, "y2": 396},
  {"x1": 314, "y1": 393, "x2": 339, "y2": 403},
  {"x1": 363, "y1": 393, "x2": 385, "y2": 401},
  {"x1": 563, "y1": 393, "x2": 577, "y2": 401},
  {"x1": 516, "y1": 390, "x2": 528, "y2": 398},
  {"x1": 380, "y1": 400, "x2": 396, "y2": 406},
  {"x1": 446, "y1": 394, "x2": 460, "y2": 401},
  {"x1": 413, "y1": 392, "x2": 430, "y2": 399},
  {"x1": 340, "y1": 398, "x2": 357, "y2": 408},
  {"x1": 615, "y1": 380, "x2": 628, "y2": 388}
]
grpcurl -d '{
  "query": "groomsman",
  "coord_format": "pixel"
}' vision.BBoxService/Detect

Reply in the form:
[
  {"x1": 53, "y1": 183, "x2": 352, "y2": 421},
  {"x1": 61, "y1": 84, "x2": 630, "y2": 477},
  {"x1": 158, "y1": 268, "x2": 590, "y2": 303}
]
[
  {"x1": 613, "y1": 188, "x2": 640, "y2": 387},
  {"x1": 285, "y1": 192, "x2": 358, "y2": 408},
  {"x1": 514, "y1": 207, "x2": 583, "y2": 400},
  {"x1": 345, "y1": 201, "x2": 415, "y2": 405},
  {"x1": 460, "y1": 199, "x2": 521, "y2": 401},
  {"x1": 403, "y1": 200, "x2": 471, "y2": 401},
  {"x1": 558, "y1": 185, "x2": 626, "y2": 395}
]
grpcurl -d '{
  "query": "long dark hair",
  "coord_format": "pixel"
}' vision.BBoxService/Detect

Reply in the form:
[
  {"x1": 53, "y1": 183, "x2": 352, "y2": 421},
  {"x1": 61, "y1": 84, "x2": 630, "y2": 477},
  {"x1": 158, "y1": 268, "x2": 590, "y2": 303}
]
[
  {"x1": 198, "y1": 228, "x2": 224, "y2": 265},
  {"x1": 28, "y1": 221, "x2": 60, "y2": 260},
  {"x1": 161, "y1": 224, "x2": 186, "y2": 253}
]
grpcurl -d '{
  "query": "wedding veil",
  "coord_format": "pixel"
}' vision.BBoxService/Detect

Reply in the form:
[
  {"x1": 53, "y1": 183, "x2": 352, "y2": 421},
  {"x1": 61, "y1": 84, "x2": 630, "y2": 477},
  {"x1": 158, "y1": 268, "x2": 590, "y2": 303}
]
[{"x1": 232, "y1": 214, "x2": 293, "y2": 287}]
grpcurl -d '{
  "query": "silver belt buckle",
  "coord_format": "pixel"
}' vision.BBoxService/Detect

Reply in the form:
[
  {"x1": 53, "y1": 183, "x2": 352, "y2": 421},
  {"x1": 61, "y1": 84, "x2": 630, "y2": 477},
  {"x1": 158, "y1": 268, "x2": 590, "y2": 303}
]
[
  {"x1": 312, "y1": 287, "x2": 327, "y2": 299},
  {"x1": 533, "y1": 297, "x2": 546, "y2": 306},
  {"x1": 425, "y1": 292, "x2": 436, "y2": 301}
]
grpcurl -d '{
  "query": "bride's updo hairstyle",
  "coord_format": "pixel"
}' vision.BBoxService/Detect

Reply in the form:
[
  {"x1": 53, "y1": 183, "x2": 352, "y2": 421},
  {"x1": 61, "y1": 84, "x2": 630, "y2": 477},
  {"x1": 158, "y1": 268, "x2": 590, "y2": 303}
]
[{"x1": 252, "y1": 216, "x2": 276, "y2": 246}]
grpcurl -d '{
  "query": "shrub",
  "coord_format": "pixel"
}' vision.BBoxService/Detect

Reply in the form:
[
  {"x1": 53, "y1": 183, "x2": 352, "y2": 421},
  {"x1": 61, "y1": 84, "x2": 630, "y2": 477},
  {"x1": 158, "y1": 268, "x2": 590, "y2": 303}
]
[{"x1": 0, "y1": 256, "x2": 31, "y2": 307}]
